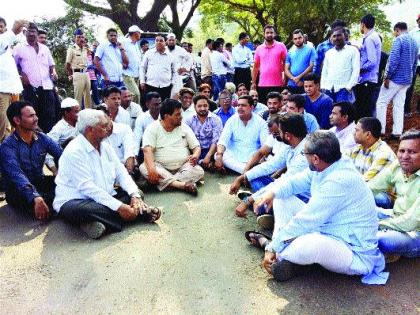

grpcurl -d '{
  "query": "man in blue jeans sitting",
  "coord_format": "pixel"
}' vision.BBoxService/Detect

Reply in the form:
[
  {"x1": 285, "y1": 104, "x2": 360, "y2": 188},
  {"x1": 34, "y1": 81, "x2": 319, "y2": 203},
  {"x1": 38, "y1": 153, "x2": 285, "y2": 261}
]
[
  {"x1": 229, "y1": 113, "x2": 309, "y2": 219},
  {"x1": 368, "y1": 129, "x2": 419, "y2": 261}
]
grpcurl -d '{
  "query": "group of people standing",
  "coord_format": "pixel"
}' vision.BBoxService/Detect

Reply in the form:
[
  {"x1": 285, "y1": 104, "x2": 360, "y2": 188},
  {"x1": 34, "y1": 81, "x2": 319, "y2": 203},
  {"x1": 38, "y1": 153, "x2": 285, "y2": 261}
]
[{"x1": 0, "y1": 12, "x2": 418, "y2": 286}]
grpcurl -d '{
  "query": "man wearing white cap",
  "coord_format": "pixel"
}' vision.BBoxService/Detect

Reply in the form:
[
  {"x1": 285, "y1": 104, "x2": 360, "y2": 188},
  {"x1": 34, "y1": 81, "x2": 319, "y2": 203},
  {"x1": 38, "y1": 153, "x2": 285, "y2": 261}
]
[
  {"x1": 122, "y1": 25, "x2": 142, "y2": 104},
  {"x1": 45, "y1": 97, "x2": 80, "y2": 174},
  {"x1": 166, "y1": 33, "x2": 194, "y2": 97}
]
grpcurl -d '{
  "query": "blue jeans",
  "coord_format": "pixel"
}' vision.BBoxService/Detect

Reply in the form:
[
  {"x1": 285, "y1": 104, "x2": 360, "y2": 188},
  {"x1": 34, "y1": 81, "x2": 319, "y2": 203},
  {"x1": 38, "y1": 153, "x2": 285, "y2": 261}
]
[
  {"x1": 250, "y1": 175, "x2": 273, "y2": 193},
  {"x1": 378, "y1": 230, "x2": 420, "y2": 257},
  {"x1": 212, "y1": 74, "x2": 227, "y2": 101},
  {"x1": 374, "y1": 192, "x2": 393, "y2": 209},
  {"x1": 325, "y1": 88, "x2": 355, "y2": 103},
  {"x1": 91, "y1": 80, "x2": 101, "y2": 105},
  {"x1": 199, "y1": 148, "x2": 210, "y2": 161}
]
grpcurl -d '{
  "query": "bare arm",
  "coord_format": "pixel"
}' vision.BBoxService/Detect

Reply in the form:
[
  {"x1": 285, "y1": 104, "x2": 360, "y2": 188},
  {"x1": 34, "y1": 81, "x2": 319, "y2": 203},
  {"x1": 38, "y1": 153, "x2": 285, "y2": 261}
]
[{"x1": 251, "y1": 59, "x2": 260, "y2": 89}]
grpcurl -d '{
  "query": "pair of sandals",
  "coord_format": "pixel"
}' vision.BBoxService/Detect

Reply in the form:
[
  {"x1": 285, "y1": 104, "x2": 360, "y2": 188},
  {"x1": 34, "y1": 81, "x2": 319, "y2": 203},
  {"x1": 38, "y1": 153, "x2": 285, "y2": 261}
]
[{"x1": 245, "y1": 231, "x2": 271, "y2": 249}]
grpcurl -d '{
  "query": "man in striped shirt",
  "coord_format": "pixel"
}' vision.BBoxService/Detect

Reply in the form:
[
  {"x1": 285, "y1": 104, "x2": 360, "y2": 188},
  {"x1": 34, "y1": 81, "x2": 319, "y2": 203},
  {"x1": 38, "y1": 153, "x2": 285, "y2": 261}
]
[{"x1": 348, "y1": 117, "x2": 396, "y2": 181}]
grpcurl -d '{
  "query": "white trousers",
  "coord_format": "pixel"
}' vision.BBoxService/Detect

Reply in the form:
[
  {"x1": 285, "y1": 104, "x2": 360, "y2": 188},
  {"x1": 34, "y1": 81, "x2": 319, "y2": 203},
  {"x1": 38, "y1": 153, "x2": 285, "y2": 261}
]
[
  {"x1": 376, "y1": 80, "x2": 409, "y2": 135},
  {"x1": 272, "y1": 196, "x2": 304, "y2": 239},
  {"x1": 222, "y1": 150, "x2": 246, "y2": 174}
]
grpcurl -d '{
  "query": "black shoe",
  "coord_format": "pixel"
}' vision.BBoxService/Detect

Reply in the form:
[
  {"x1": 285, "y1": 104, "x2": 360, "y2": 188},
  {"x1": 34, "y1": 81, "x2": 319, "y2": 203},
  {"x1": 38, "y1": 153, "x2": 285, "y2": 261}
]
[
  {"x1": 237, "y1": 190, "x2": 252, "y2": 201},
  {"x1": 271, "y1": 260, "x2": 309, "y2": 282}
]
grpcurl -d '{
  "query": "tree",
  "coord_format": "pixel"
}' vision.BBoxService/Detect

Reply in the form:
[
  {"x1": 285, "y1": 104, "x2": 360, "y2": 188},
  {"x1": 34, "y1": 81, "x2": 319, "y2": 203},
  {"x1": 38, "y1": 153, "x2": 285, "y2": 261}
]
[
  {"x1": 200, "y1": 0, "x2": 391, "y2": 45},
  {"x1": 64, "y1": 0, "x2": 201, "y2": 39}
]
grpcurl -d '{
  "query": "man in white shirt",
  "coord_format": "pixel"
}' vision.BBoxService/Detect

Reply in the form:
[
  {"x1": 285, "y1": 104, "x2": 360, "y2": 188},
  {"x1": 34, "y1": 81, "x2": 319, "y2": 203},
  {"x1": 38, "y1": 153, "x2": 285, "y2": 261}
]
[
  {"x1": 134, "y1": 91, "x2": 161, "y2": 158},
  {"x1": 200, "y1": 39, "x2": 213, "y2": 87},
  {"x1": 101, "y1": 86, "x2": 130, "y2": 126},
  {"x1": 120, "y1": 87, "x2": 143, "y2": 129},
  {"x1": 215, "y1": 95, "x2": 269, "y2": 174},
  {"x1": 122, "y1": 25, "x2": 142, "y2": 104},
  {"x1": 54, "y1": 109, "x2": 160, "y2": 239},
  {"x1": 0, "y1": 19, "x2": 25, "y2": 142},
  {"x1": 140, "y1": 35, "x2": 176, "y2": 101},
  {"x1": 166, "y1": 33, "x2": 194, "y2": 98},
  {"x1": 210, "y1": 40, "x2": 231, "y2": 101},
  {"x1": 321, "y1": 27, "x2": 360, "y2": 103},
  {"x1": 329, "y1": 102, "x2": 357, "y2": 152},
  {"x1": 140, "y1": 99, "x2": 204, "y2": 195},
  {"x1": 232, "y1": 32, "x2": 253, "y2": 90},
  {"x1": 179, "y1": 87, "x2": 196, "y2": 122}
]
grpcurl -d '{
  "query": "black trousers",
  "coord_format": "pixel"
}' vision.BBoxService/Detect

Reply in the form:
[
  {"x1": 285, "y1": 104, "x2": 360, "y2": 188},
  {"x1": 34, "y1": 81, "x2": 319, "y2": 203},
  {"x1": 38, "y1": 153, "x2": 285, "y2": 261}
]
[
  {"x1": 234, "y1": 68, "x2": 252, "y2": 91},
  {"x1": 354, "y1": 82, "x2": 378, "y2": 120},
  {"x1": 404, "y1": 66, "x2": 420, "y2": 113},
  {"x1": 22, "y1": 85, "x2": 60, "y2": 133},
  {"x1": 257, "y1": 86, "x2": 284, "y2": 105},
  {"x1": 59, "y1": 188, "x2": 141, "y2": 233},
  {"x1": 6, "y1": 176, "x2": 56, "y2": 216},
  {"x1": 145, "y1": 84, "x2": 172, "y2": 101}
]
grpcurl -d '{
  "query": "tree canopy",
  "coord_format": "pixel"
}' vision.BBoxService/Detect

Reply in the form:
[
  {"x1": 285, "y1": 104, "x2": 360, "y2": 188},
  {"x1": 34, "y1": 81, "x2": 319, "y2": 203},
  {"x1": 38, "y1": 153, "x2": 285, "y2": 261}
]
[
  {"x1": 64, "y1": 0, "x2": 201, "y2": 39},
  {"x1": 199, "y1": 0, "x2": 391, "y2": 45}
]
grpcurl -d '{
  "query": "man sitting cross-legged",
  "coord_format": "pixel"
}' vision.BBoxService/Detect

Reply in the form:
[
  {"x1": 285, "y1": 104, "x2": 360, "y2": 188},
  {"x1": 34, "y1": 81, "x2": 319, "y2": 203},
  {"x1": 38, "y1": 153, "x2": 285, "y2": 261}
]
[
  {"x1": 0, "y1": 101, "x2": 62, "y2": 221},
  {"x1": 54, "y1": 109, "x2": 160, "y2": 239},
  {"x1": 215, "y1": 95, "x2": 268, "y2": 174},
  {"x1": 368, "y1": 129, "x2": 419, "y2": 261},
  {"x1": 186, "y1": 95, "x2": 223, "y2": 170},
  {"x1": 230, "y1": 113, "x2": 309, "y2": 220},
  {"x1": 251, "y1": 131, "x2": 388, "y2": 285},
  {"x1": 348, "y1": 117, "x2": 396, "y2": 182},
  {"x1": 140, "y1": 99, "x2": 204, "y2": 195}
]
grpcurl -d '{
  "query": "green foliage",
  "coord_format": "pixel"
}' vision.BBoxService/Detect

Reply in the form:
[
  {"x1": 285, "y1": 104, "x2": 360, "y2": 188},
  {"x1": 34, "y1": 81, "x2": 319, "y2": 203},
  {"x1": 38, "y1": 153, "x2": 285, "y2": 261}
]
[
  {"x1": 199, "y1": 0, "x2": 392, "y2": 45},
  {"x1": 37, "y1": 7, "x2": 95, "y2": 96}
]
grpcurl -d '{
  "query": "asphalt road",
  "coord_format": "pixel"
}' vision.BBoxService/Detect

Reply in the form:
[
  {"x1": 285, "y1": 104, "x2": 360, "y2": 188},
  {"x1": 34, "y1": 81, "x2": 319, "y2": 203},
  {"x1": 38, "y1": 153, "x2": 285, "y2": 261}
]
[{"x1": 0, "y1": 173, "x2": 418, "y2": 314}]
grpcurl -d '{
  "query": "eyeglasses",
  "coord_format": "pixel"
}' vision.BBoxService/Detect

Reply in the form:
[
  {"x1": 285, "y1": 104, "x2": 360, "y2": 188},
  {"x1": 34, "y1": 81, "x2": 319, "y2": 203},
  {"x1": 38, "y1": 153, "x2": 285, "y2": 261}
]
[
  {"x1": 219, "y1": 97, "x2": 231, "y2": 100},
  {"x1": 301, "y1": 151, "x2": 314, "y2": 156}
]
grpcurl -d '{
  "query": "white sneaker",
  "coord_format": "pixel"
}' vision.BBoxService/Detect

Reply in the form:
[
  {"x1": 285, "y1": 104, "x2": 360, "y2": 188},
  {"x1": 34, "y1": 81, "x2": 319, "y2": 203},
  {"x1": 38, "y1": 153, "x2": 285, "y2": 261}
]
[{"x1": 80, "y1": 221, "x2": 106, "y2": 239}]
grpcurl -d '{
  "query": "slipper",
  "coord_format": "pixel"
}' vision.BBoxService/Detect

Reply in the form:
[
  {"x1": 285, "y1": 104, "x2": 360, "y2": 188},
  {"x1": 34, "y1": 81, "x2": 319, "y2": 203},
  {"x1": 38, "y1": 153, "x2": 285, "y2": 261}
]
[
  {"x1": 244, "y1": 230, "x2": 271, "y2": 249},
  {"x1": 237, "y1": 190, "x2": 252, "y2": 201},
  {"x1": 184, "y1": 181, "x2": 198, "y2": 196},
  {"x1": 140, "y1": 206, "x2": 162, "y2": 223},
  {"x1": 257, "y1": 214, "x2": 274, "y2": 230}
]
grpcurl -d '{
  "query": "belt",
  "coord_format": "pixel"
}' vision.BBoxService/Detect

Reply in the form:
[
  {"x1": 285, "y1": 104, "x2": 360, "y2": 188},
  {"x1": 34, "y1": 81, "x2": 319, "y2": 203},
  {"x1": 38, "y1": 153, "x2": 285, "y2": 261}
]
[{"x1": 73, "y1": 69, "x2": 86, "y2": 73}]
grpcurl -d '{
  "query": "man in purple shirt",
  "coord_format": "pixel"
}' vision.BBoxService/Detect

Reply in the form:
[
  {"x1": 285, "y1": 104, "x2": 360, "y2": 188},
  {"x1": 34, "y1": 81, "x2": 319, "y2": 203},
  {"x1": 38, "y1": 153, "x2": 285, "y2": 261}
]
[
  {"x1": 13, "y1": 23, "x2": 59, "y2": 133},
  {"x1": 186, "y1": 95, "x2": 223, "y2": 170},
  {"x1": 354, "y1": 14, "x2": 382, "y2": 120}
]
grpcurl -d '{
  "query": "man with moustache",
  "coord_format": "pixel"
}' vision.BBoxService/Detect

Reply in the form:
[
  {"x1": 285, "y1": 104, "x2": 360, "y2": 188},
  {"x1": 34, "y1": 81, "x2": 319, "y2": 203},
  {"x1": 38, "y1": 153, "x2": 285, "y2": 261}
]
[
  {"x1": 321, "y1": 27, "x2": 360, "y2": 103},
  {"x1": 66, "y1": 29, "x2": 91, "y2": 108},
  {"x1": 368, "y1": 129, "x2": 419, "y2": 260},
  {"x1": 215, "y1": 95, "x2": 268, "y2": 174},
  {"x1": 285, "y1": 29, "x2": 316, "y2": 94},
  {"x1": 0, "y1": 101, "x2": 62, "y2": 220},
  {"x1": 140, "y1": 99, "x2": 203, "y2": 195},
  {"x1": 186, "y1": 95, "x2": 223, "y2": 170},
  {"x1": 253, "y1": 131, "x2": 388, "y2": 285},
  {"x1": 252, "y1": 25, "x2": 287, "y2": 103},
  {"x1": 140, "y1": 35, "x2": 176, "y2": 101},
  {"x1": 214, "y1": 89, "x2": 236, "y2": 127},
  {"x1": 13, "y1": 22, "x2": 59, "y2": 132},
  {"x1": 120, "y1": 87, "x2": 143, "y2": 130},
  {"x1": 230, "y1": 113, "x2": 309, "y2": 220},
  {"x1": 262, "y1": 91, "x2": 282, "y2": 121},
  {"x1": 232, "y1": 32, "x2": 253, "y2": 90},
  {"x1": 94, "y1": 28, "x2": 129, "y2": 88}
]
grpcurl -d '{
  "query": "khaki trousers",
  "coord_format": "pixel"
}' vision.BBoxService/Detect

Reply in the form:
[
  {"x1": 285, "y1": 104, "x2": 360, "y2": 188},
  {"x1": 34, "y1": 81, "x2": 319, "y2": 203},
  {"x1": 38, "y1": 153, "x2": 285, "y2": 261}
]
[
  {"x1": 139, "y1": 161, "x2": 204, "y2": 191},
  {"x1": 0, "y1": 92, "x2": 12, "y2": 142},
  {"x1": 123, "y1": 74, "x2": 140, "y2": 104},
  {"x1": 73, "y1": 72, "x2": 91, "y2": 108}
]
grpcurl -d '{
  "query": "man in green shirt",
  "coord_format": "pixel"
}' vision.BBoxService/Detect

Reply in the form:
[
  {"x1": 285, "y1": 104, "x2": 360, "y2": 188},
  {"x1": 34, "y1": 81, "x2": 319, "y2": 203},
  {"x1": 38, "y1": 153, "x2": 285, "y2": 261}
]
[{"x1": 368, "y1": 129, "x2": 419, "y2": 258}]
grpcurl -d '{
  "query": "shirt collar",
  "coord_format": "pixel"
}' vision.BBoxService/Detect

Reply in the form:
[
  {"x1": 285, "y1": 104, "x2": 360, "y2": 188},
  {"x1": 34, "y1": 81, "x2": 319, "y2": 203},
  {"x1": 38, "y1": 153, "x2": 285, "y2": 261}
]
[
  {"x1": 79, "y1": 134, "x2": 97, "y2": 153},
  {"x1": 13, "y1": 130, "x2": 39, "y2": 143},
  {"x1": 363, "y1": 28, "x2": 375, "y2": 39}
]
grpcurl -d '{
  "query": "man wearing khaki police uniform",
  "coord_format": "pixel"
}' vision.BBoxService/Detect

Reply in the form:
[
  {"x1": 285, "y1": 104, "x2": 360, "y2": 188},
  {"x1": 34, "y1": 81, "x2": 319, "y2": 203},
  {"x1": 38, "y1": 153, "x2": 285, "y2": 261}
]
[{"x1": 66, "y1": 29, "x2": 91, "y2": 108}]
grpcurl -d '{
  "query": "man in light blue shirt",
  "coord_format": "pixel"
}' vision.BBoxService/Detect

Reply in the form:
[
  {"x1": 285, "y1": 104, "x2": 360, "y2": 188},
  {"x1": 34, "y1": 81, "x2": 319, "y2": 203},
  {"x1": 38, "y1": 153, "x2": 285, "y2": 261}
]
[
  {"x1": 232, "y1": 32, "x2": 253, "y2": 90},
  {"x1": 94, "y1": 28, "x2": 129, "y2": 88},
  {"x1": 285, "y1": 29, "x2": 316, "y2": 94},
  {"x1": 122, "y1": 25, "x2": 142, "y2": 104},
  {"x1": 286, "y1": 94, "x2": 319, "y2": 133},
  {"x1": 252, "y1": 131, "x2": 388, "y2": 285},
  {"x1": 215, "y1": 95, "x2": 268, "y2": 174},
  {"x1": 229, "y1": 113, "x2": 309, "y2": 218}
]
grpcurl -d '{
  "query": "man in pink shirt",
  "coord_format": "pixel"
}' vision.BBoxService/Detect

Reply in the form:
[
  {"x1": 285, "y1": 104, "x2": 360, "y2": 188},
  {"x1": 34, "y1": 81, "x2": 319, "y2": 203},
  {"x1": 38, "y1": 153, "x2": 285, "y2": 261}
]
[
  {"x1": 252, "y1": 25, "x2": 287, "y2": 104},
  {"x1": 13, "y1": 23, "x2": 59, "y2": 133}
]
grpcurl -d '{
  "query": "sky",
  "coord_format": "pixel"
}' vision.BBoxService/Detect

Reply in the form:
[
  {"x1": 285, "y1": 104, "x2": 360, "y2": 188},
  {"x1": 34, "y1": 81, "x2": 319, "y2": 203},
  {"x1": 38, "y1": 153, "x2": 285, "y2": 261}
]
[{"x1": 0, "y1": 0, "x2": 419, "y2": 38}]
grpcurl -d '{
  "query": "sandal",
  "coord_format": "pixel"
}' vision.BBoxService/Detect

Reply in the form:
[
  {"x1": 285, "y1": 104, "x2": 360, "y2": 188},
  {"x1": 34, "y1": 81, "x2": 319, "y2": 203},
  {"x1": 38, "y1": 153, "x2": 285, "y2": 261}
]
[
  {"x1": 245, "y1": 231, "x2": 271, "y2": 249},
  {"x1": 141, "y1": 206, "x2": 162, "y2": 223},
  {"x1": 184, "y1": 181, "x2": 198, "y2": 196}
]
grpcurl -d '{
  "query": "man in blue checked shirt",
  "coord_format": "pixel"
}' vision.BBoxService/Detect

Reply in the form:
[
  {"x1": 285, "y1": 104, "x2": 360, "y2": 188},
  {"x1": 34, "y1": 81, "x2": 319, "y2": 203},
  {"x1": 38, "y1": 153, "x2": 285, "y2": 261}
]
[
  {"x1": 253, "y1": 130, "x2": 388, "y2": 285},
  {"x1": 0, "y1": 101, "x2": 62, "y2": 220}
]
